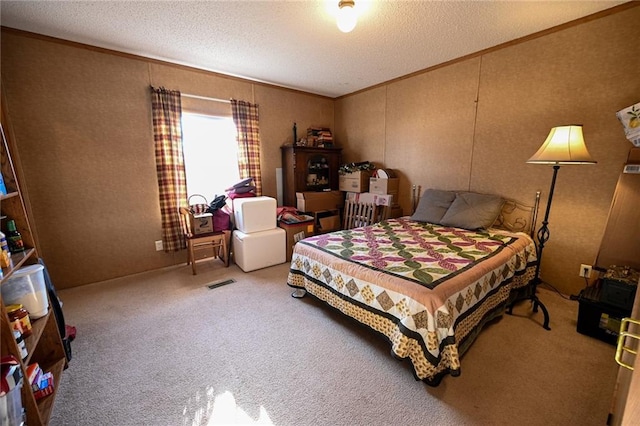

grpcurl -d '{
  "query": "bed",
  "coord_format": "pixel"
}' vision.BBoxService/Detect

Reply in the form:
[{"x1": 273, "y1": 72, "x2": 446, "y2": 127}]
[{"x1": 287, "y1": 189, "x2": 540, "y2": 386}]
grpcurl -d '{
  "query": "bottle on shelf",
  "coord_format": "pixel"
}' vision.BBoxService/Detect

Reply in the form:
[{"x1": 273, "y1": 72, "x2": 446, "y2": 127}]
[
  {"x1": 7, "y1": 303, "x2": 33, "y2": 338},
  {"x1": 5, "y1": 219, "x2": 25, "y2": 253}
]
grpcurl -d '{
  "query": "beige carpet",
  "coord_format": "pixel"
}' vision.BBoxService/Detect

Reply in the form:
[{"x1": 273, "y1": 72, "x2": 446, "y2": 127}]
[{"x1": 49, "y1": 260, "x2": 618, "y2": 426}]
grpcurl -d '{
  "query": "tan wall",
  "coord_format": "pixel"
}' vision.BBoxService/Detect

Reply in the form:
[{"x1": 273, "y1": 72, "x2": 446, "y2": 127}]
[
  {"x1": 2, "y1": 6, "x2": 638, "y2": 294},
  {"x1": 1, "y1": 30, "x2": 333, "y2": 288},
  {"x1": 335, "y1": 7, "x2": 640, "y2": 295}
]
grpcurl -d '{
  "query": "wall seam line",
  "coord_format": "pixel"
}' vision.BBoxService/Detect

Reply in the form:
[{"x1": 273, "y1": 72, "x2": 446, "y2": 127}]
[
  {"x1": 383, "y1": 85, "x2": 387, "y2": 166},
  {"x1": 468, "y1": 56, "x2": 483, "y2": 192}
]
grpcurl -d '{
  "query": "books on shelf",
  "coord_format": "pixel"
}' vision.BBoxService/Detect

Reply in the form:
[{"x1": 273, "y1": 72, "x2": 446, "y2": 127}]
[
  {"x1": 26, "y1": 363, "x2": 55, "y2": 401},
  {"x1": 306, "y1": 127, "x2": 333, "y2": 147}
]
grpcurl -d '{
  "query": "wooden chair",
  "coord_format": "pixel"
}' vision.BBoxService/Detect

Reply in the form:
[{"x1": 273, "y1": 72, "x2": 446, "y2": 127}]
[
  {"x1": 343, "y1": 200, "x2": 384, "y2": 230},
  {"x1": 179, "y1": 207, "x2": 229, "y2": 275}
]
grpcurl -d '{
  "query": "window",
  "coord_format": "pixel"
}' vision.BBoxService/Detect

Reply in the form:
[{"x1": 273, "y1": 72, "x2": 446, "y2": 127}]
[{"x1": 181, "y1": 113, "x2": 239, "y2": 203}]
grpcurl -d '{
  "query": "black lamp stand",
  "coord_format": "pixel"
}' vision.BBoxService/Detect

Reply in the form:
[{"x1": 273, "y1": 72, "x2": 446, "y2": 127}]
[
  {"x1": 508, "y1": 165, "x2": 557, "y2": 330},
  {"x1": 529, "y1": 165, "x2": 560, "y2": 331}
]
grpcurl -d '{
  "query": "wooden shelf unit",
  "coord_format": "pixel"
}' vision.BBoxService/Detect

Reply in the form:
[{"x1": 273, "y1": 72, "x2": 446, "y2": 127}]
[
  {"x1": 1, "y1": 108, "x2": 67, "y2": 425},
  {"x1": 281, "y1": 145, "x2": 342, "y2": 208}
]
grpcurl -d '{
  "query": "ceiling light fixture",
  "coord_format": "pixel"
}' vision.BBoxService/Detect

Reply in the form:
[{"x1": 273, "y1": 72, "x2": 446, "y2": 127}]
[{"x1": 336, "y1": 0, "x2": 357, "y2": 33}]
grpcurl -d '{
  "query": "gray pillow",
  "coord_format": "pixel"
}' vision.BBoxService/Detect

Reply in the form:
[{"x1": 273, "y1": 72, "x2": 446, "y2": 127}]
[
  {"x1": 410, "y1": 189, "x2": 457, "y2": 223},
  {"x1": 439, "y1": 192, "x2": 505, "y2": 230}
]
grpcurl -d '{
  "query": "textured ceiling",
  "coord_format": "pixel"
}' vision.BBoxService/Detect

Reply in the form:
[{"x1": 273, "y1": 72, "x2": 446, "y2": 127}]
[{"x1": 0, "y1": 1, "x2": 628, "y2": 98}]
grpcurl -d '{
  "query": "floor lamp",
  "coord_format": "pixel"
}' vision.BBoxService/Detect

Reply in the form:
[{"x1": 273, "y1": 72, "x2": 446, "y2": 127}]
[{"x1": 525, "y1": 125, "x2": 596, "y2": 330}]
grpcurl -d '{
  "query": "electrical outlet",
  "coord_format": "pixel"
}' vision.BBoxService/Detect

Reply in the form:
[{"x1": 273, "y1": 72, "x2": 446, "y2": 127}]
[
  {"x1": 155, "y1": 240, "x2": 163, "y2": 251},
  {"x1": 579, "y1": 264, "x2": 592, "y2": 278}
]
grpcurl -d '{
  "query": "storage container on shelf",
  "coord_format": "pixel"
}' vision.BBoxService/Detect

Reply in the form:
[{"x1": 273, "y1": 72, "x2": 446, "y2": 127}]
[
  {"x1": 1, "y1": 356, "x2": 24, "y2": 426},
  {"x1": 1, "y1": 264, "x2": 49, "y2": 319}
]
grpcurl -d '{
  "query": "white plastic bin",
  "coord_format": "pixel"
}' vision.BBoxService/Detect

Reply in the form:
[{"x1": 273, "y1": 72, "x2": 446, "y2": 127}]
[
  {"x1": 233, "y1": 228, "x2": 286, "y2": 272},
  {"x1": 0, "y1": 379, "x2": 23, "y2": 426},
  {"x1": 1, "y1": 264, "x2": 49, "y2": 319},
  {"x1": 233, "y1": 196, "x2": 277, "y2": 234}
]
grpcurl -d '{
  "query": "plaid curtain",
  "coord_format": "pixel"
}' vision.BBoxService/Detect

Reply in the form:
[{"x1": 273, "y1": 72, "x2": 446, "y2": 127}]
[
  {"x1": 231, "y1": 100, "x2": 263, "y2": 196},
  {"x1": 150, "y1": 86, "x2": 186, "y2": 251}
]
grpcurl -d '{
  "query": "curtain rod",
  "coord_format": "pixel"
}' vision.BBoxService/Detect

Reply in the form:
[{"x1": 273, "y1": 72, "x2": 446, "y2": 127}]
[{"x1": 182, "y1": 93, "x2": 231, "y2": 104}]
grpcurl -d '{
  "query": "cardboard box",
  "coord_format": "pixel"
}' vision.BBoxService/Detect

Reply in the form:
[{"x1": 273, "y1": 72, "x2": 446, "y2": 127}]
[
  {"x1": 345, "y1": 192, "x2": 393, "y2": 207},
  {"x1": 192, "y1": 213, "x2": 214, "y2": 235},
  {"x1": 339, "y1": 171, "x2": 372, "y2": 193},
  {"x1": 296, "y1": 191, "x2": 344, "y2": 213},
  {"x1": 369, "y1": 177, "x2": 399, "y2": 195},
  {"x1": 279, "y1": 220, "x2": 315, "y2": 261},
  {"x1": 318, "y1": 214, "x2": 341, "y2": 233}
]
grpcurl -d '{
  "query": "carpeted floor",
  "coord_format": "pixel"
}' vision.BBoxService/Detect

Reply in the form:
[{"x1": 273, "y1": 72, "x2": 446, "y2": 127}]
[{"x1": 50, "y1": 260, "x2": 618, "y2": 425}]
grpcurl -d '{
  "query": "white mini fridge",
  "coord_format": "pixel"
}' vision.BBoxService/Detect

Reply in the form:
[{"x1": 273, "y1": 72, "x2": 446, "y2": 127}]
[{"x1": 232, "y1": 228, "x2": 286, "y2": 272}]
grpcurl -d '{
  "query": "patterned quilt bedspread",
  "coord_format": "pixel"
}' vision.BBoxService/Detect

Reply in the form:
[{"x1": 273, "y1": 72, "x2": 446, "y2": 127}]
[{"x1": 287, "y1": 217, "x2": 537, "y2": 385}]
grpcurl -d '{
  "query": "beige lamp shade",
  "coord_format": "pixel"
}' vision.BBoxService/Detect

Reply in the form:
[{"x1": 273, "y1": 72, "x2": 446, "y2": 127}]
[{"x1": 527, "y1": 125, "x2": 596, "y2": 165}]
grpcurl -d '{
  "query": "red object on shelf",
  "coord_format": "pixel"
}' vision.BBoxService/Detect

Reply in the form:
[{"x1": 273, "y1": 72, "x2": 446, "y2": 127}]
[
  {"x1": 26, "y1": 363, "x2": 41, "y2": 384},
  {"x1": 34, "y1": 385, "x2": 54, "y2": 400},
  {"x1": 1, "y1": 355, "x2": 22, "y2": 394}
]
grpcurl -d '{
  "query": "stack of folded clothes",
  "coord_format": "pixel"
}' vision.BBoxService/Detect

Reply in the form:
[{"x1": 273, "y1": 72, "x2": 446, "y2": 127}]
[{"x1": 226, "y1": 177, "x2": 256, "y2": 200}]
